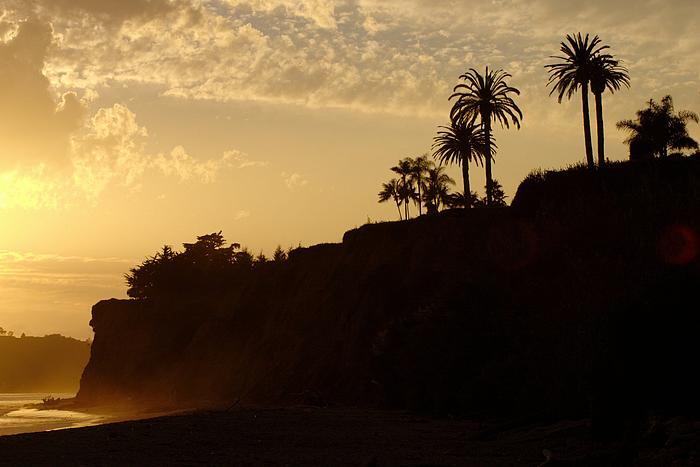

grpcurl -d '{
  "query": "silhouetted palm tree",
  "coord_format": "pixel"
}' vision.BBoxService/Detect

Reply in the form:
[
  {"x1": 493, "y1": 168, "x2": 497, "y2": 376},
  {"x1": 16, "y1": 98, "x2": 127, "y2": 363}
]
[
  {"x1": 617, "y1": 95, "x2": 699, "y2": 159},
  {"x1": 485, "y1": 179, "x2": 507, "y2": 207},
  {"x1": 590, "y1": 54, "x2": 630, "y2": 165},
  {"x1": 546, "y1": 33, "x2": 607, "y2": 169},
  {"x1": 378, "y1": 178, "x2": 403, "y2": 220},
  {"x1": 391, "y1": 158, "x2": 415, "y2": 219},
  {"x1": 450, "y1": 67, "x2": 522, "y2": 205},
  {"x1": 423, "y1": 166, "x2": 455, "y2": 214},
  {"x1": 409, "y1": 154, "x2": 433, "y2": 216},
  {"x1": 446, "y1": 190, "x2": 479, "y2": 209},
  {"x1": 432, "y1": 119, "x2": 489, "y2": 208}
]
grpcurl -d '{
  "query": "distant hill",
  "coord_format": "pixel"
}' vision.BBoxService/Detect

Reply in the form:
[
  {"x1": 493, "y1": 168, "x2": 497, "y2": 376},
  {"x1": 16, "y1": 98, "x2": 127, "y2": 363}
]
[{"x1": 0, "y1": 334, "x2": 91, "y2": 393}]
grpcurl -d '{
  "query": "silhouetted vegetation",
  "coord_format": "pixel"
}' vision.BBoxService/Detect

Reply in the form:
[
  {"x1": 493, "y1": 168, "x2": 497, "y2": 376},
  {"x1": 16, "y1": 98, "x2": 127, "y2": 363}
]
[
  {"x1": 617, "y1": 95, "x2": 699, "y2": 160},
  {"x1": 546, "y1": 33, "x2": 605, "y2": 168},
  {"x1": 546, "y1": 33, "x2": 631, "y2": 168},
  {"x1": 450, "y1": 67, "x2": 522, "y2": 205},
  {"x1": 379, "y1": 156, "x2": 464, "y2": 218},
  {"x1": 590, "y1": 51, "x2": 630, "y2": 164},
  {"x1": 431, "y1": 119, "x2": 488, "y2": 208},
  {"x1": 125, "y1": 232, "x2": 267, "y2": 300},
  {"x1": 0, "y1": 333, "x2": 90, "y2": 393}
]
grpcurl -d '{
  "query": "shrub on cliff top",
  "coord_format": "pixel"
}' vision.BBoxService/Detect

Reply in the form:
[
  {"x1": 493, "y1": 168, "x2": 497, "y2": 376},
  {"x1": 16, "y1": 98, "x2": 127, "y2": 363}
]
[{"x1": 125, "y1": 231, "x2": 253, "y2": 300}]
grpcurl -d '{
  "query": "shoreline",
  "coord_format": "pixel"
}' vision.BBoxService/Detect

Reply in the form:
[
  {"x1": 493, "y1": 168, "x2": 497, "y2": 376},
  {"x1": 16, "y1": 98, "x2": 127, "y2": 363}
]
[{"x1": 0, "y1": 406, "x2": 697, "y2": 466}]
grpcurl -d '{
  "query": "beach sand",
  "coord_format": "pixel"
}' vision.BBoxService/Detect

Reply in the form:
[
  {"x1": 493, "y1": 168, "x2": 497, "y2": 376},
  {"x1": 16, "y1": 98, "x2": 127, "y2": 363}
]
[{"x1": 0, "y1": 407, "x2": 697, "y2": 466}]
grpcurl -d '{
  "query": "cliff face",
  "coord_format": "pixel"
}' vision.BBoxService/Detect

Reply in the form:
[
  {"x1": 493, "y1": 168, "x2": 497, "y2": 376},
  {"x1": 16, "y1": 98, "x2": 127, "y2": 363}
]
[{"x1": 78, "y1": 157, "x2": 700, "y2": 419}]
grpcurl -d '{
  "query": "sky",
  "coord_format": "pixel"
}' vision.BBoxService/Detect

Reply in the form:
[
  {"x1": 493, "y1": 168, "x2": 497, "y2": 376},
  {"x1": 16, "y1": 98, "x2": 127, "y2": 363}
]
[{"x1": 0, "y1": 0, "x2": 699, "y2": 339}]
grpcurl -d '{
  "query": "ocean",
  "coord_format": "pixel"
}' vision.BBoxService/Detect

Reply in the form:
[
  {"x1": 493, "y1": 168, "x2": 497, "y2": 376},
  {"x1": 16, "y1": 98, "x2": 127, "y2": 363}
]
[{"x1": 0, "y1": 393, "x2": 104, "y2": 436}]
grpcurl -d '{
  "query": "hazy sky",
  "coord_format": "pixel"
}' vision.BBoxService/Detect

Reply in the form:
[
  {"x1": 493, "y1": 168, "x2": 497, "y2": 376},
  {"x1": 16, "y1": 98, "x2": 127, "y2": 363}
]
[{"x1": 1, "y1": 0, "x2": 698, "y2": 338}]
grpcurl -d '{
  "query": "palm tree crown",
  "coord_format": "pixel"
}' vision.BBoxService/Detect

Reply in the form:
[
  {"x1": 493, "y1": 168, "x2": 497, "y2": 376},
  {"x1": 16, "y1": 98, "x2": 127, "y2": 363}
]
[
  {"x1": 450, "y1": 67, "x2": 523, "y2": 130},
  {"x1": 449, "y1": 67, "x2": 522, "y2": 205},
  {"x1": 546, "y1": 33, "x2": 608, "y2": 168},
  {"x1": 378, "y1": 178, "x2": 403, "y2": 220},
  {"x1": 423, "y1": 166, "x2": 455, "y2": 214},
  {"x1": 391, "y1": 158, "x2": 415, "y2": 219},
  {"x1": 409, "y1": 154, "x2": 433, "y2": 216}
]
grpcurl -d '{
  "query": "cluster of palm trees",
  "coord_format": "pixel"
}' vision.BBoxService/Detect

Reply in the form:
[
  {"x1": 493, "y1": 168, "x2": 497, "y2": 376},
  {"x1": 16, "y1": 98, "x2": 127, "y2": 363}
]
[
  {"x1": 379, "y1": 66, "x2": 523, "y2": 217},
  {"x1": 545, "y1": 33, "x2": 630, "y2": 168},
  {"x1": 378, "y1": 155, "x2": 456, "y2": 220},
  {"x1": 378, "y1": 32, "x2": 699, "y2": 220},
  {"x1": 429, "y1": 67, "x2": 523, "y2": 208}
]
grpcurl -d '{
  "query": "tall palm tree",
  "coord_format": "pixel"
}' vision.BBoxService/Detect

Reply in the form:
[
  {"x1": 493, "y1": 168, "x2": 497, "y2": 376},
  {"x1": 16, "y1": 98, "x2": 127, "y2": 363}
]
[
  {"x1": 391, "y1": 158, "x2": 415, "y2": 219},
  {"x1": 590, "y1": 54, "x2": 630, "y2": 165},
  {"x1": 432, "y1": 119, "x2": 490, "y2": 208},
  {"x1": 422, "y1": 166, "x2": 455, "y2": 214},
  {"x1": 546, "y1": 33, "x2": 608, "y2": 169},
  {"x1": 617, "y1": 95, "x2": 699, "y2": 159},
  {"x1": 378, "y1": 178, "x2": 403, "y2": 220},
  {"x1": 409, "y1": 154, "x2": 433, "y2": 216},
  {"x1": 450, "y1": 67, "x2": 522, "y2": 205}
]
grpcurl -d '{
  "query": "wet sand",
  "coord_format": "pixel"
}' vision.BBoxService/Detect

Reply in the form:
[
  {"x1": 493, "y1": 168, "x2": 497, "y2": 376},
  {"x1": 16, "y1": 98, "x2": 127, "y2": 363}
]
[{"x1": 0, "y1": 407, "x2": 697, "y2": 466}]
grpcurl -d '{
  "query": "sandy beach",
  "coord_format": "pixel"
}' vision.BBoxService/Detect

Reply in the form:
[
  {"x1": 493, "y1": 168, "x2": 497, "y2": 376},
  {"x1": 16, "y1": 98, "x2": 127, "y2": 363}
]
[{"x1": 1, "y1": 407, "x2": 698, "y2": 466}]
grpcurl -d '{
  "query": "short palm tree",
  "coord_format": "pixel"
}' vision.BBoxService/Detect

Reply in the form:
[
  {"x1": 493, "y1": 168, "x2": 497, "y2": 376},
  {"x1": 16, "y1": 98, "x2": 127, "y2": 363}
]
[
  {"x1": 432, "y1": 119, "x2": 490, "y2": 208},
  {"x1": 546, "y1": 33, "x2": 608, "y2": 169},
  {"x1": 409, "y1": 154, "x2": 433, "y2": 216},
  {"x1": 450, "y1": 67, "x2": 522, "y2": 205},
  {"x1": 445, "y1": 191, "x2": 479, "y2": 209},
  {"x1": 617, "y1": 95, "x2": 699, "y2": 159},
  {"x1": 590, "y1": 54, "x2": 630, "y2": 165},
  {"x1": 422, "y1": 166, "x2": 455, "y2": 214},
  {"x1": 378, "y1": 178, "x2": 403, "y2": 220},
  {"x1": 391, "y1": 158, "x2": 415, "y2": 219}
]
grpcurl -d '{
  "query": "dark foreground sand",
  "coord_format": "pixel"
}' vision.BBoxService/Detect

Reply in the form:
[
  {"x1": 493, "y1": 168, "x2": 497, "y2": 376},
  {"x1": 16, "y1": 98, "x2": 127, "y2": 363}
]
[{"x1": 0, "y1": 408, "x2": 698, "y2": 466}]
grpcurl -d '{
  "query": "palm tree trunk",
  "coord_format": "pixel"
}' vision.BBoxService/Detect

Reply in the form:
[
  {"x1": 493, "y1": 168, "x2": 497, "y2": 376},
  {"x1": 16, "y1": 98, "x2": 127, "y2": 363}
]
[
  {"x1": 483, "y1": 119, "x2": 493, "y2": 206},
  {"x1": 581, "y1": 82, "x2": 594, "y2": 169},
  {"x1": 395, "y1": 200, "x2": 402, "y2": 220},
  {"x1": 417, "y1": 178, "x2": 422, "y2": 216},
  {"x1": 595, "y1": 92, "x2": 605, "y2": 166},
  {"x1": 461, "y1": 160, "x2": 471, "y2": 209}
]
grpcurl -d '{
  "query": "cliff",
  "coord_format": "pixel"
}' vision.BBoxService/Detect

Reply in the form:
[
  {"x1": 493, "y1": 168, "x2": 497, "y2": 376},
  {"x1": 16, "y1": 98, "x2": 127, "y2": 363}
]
[
  {"x1": 0, "y1": 334, "x2": 91, "y2": 393},
  {"x1": 78, "y1": 157, "x2": 700, "y2": 426}
]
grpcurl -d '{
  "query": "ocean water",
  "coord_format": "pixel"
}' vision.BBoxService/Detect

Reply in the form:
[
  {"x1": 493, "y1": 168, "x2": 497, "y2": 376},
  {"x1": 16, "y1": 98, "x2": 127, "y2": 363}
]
[{"x1": 0, "y1": 393, "x2": 104, "y2": 436}]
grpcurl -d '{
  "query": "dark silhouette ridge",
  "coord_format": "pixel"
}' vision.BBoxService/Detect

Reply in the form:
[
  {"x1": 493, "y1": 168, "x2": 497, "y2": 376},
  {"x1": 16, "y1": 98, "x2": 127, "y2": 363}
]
[
  {"x1": 78, "y1": 156, "x2": 700, "y2": 459},
  {"x1": 0, "y1": 333, "x2": 90, "y2": 393}
]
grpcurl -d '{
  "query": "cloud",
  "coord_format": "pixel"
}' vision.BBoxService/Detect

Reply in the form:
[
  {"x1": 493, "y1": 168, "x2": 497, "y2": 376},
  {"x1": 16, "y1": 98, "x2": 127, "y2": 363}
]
[
  {"x1": 282, "y1": 171, "x2": 308, "y2": 190},
  {"x1": 5, "y1": 0, "x2": 187, "y2": 25},
  {"x1": 223, "y1": 0, "x2": 338, "y2": 29},
  {"x1": 0, "y1": 249, "x2": 131, "y2": 288},
  {"x1": 225, "y1": 151, "x2": 269, "y2": 169},
  {"x1": 20, "y1": 0, "x2": 695, "y2": 122},
  {"x1": 1, "y1": 102, "x2": 251, "y2": 208},
  {"x1": 0, "y1": 18, "x2": 87, "y2": 169},
  {"x1": 233, "y1": 209, "x2": 250, "y2": 220},
  {"x1": 0, "y1": 165, "x2": 64, "y2": 209}
]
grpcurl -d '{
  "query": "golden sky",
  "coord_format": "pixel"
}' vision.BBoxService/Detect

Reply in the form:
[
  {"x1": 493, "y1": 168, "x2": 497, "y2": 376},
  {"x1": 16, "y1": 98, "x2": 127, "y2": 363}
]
[{"x1": 1, "y1": 0, "x2": 699, "y2": 338}]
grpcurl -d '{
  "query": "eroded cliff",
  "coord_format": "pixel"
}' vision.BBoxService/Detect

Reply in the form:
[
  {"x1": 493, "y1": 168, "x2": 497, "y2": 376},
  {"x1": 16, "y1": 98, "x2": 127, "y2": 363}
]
[{"x1": 78, "y1": 157, "x2": 700, "y2": 423}]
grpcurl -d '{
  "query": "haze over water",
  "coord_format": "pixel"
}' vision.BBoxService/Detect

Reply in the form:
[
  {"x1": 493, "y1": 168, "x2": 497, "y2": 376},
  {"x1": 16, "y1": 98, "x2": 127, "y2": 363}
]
[{"x1": 0, "y1": 394, "x2": 103, "y2": 436}]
